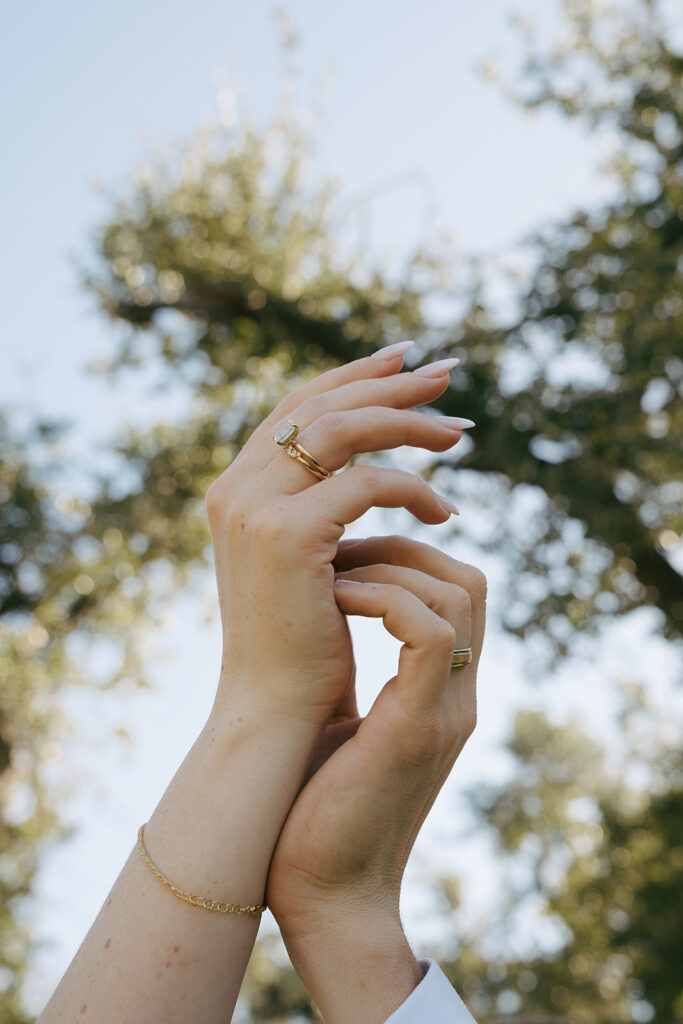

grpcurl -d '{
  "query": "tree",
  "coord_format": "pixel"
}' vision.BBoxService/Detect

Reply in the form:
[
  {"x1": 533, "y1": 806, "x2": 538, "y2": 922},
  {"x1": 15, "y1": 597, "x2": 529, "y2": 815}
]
[
  {"x1": 82, "y1": 0, "x2": 682, "y2": 669},
  {"x1": 3, "y1": 0, "x2": 681, "y2": 1019},
  {"x1": 0, "y1": 411, "x2": 176, "y2": 1022},
  {"x1": 452, "y1": 0, "x2": 683, "y2": 657},
  {"x1": 438, "y1": 686, "x2": 682, "y2": 1023}
]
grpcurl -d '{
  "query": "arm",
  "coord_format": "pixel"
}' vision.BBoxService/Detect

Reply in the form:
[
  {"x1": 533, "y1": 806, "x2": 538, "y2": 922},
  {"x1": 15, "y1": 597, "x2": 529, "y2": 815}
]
[
  {"x1": 266, "y1": 534, "x2": 485, "y2": 1024},
  {"x1": 38, "y1": 344, "x2": 466, "y2": 1022},
  {"x1": 38, "y1": 704, "x2": 321, "y2": 1023}
]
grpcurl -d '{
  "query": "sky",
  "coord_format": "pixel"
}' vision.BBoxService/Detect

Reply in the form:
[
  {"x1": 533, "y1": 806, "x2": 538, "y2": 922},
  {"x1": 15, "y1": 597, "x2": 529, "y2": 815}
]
[{"x1": 2, "y1": 0, "x2": 680, "y2": 1015}]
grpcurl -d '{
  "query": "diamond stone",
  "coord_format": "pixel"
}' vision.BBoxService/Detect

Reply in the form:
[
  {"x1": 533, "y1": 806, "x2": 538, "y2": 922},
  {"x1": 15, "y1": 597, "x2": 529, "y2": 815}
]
[{"x1": 274, "y1": 422, "x2": 298, "y2": 445}]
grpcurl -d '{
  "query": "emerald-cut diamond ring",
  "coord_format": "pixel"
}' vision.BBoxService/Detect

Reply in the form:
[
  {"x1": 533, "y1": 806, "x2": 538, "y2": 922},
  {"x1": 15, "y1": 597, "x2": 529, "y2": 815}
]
[{"x1": 273, "y1": 421, "x2": 332, "y2": 481}]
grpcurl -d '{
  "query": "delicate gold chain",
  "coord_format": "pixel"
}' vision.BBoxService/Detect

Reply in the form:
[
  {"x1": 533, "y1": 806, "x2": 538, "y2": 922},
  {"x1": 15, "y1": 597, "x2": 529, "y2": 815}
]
[{"x1": 136, "y1": 824, "x2": 266, "y2": 916}]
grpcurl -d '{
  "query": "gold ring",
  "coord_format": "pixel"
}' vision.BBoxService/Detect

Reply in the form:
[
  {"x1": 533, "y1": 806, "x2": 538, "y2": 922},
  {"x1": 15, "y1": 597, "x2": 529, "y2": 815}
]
[
  {"x1": 450, "y1": 648, "x2": 472, "y2": 669},
  {"x1": 273, "y1": 421, "x2": 332, "y2": 481}
]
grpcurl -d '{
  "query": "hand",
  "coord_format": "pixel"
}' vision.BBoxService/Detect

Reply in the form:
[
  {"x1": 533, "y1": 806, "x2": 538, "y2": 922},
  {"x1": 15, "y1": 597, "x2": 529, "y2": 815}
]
[
  {"x1": 265, "y1": 535, "x2": 486, "y2": 1022},
  {"x1": 205, "y1": 350, "x2": 472, "y2": 727}
]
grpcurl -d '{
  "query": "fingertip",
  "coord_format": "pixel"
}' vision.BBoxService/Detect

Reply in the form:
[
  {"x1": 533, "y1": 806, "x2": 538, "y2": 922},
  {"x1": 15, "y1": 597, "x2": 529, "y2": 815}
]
[
  {"x1": 369, "y1": 340, "x2": 415, "y2": 361},
  {"x1": 436, "y1": 494, "x2": 460, "y2": 516}
]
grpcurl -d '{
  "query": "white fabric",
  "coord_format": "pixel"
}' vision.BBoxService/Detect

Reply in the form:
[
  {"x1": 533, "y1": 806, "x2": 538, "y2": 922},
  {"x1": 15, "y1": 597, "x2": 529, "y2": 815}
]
[{"x1": 384, "y1": 958, "x2": 477, "y2": 1023}]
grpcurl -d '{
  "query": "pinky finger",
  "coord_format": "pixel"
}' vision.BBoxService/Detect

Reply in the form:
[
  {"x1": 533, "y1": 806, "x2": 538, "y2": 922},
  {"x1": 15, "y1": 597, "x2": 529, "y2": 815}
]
[{"x1": 333, "y1": 578, "x2": 455, "y2": 715}]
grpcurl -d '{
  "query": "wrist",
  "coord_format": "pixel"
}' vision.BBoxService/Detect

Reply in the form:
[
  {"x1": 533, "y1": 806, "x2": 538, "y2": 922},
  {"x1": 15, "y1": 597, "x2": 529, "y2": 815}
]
[
  {"x1": 211, "y1": 663, "x2": 335, "y2": 733},
  {"x1": 143, "y1": 705, "x2": 324, "y2": 908},
  {"x1": 281, "y1": 910, "x2": 422, "y2": 1024}
]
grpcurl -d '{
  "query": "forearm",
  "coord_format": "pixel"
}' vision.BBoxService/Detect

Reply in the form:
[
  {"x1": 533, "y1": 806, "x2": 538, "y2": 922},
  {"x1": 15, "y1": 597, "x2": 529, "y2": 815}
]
[
  {"x1": 282, "y1": 911, "x2": 424, "y2": 1024},
  {"x1": 39, "y1": 695, "x2": 322, "y2": 1024}
]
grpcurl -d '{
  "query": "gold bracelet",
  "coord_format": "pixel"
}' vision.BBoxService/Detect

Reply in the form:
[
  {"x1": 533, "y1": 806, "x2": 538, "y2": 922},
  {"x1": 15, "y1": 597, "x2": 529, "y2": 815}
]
[{"x1": 136, "y1": 823, "x2": 266, "y2": 916}]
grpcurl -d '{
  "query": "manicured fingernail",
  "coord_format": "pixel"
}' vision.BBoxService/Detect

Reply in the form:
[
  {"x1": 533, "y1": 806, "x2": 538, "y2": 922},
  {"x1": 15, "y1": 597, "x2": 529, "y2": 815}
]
[
  {"x1": 335, "y1": 578, "x2": 362, "y2": 585},
  {"x1": 370, "y1": 340, "x2": 415, "y2": 360},
  {"x1": 413, "y1": 357, "x2": 460, "y2": 377},
  {"x1": 432, "y1": 415, "x2": 476, "y2": 429},
  {"x1": 436, "y1": 493, "x2": 460, "y2": 516}
]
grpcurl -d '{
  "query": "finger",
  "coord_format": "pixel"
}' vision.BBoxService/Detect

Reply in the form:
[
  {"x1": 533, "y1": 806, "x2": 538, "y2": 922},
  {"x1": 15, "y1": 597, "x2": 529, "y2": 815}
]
[
  {"x1": 335, "y1": 563, "x2": 471, "y2": 652},
  {"x1": 289, "y1": 464, "x2": 458, "y2": 534},
  {"x1": 264, "y1": 406, "x2": 467, "y2": 492},
  {"x1": 243, "y1": 343, "x2": 416, "y2": 451},
  {"x1": 335, "y1": 561, "x2": 475, "y2": 728},
  {"x1": 333, "y1": 579, "x2": 455, "y2": 714},
  {"x1": 334, "y1": 535, "x2": 486, "y2": 667},
  {"x1": 245, "y1": 369, "x2": 461, "y2": 476}
]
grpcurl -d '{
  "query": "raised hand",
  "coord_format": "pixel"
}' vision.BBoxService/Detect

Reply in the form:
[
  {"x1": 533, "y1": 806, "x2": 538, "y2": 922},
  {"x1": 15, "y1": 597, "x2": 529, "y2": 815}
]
[
  {"x1": 266, "y1": 535, "x2": 486, "y2": 1024},
  {"x1": 205, "y1": 347, "x2": 473, "y2": 727}
]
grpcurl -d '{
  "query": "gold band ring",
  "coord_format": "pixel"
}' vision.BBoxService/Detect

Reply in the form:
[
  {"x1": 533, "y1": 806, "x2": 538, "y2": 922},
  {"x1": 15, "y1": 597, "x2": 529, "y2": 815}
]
[
  {"x1": 274, "y1": 421, "x2": 332, "y2": 481},
  {"x1": 450, "y1": 648, "x2": 472, "y2": 669}
]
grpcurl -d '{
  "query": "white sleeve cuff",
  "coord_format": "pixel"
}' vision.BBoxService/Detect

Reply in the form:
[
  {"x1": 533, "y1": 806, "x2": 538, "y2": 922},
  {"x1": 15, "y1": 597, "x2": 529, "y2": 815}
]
[{"x1": 384, "y1": 958, "x2": 477, "y2": 1023}]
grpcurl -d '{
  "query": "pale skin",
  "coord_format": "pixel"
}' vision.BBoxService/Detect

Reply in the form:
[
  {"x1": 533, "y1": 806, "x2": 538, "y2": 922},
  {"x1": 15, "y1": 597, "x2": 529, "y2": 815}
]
[{"x1": 38, "y1": 341, "x2": 485, "y2": 1024}]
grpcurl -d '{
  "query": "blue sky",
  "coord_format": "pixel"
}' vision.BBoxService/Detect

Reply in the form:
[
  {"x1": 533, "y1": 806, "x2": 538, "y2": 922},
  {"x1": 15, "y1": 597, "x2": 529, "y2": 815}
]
[
  {"x1": 3, "y1": 0, "x2": 613, "y2": 445},
  {"x1": 3, "y1": 0, "x2": 680, "y2": 1014}
]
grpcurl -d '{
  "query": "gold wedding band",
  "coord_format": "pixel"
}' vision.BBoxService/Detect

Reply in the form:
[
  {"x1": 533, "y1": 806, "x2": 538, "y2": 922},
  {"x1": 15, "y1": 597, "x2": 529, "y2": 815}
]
[
  {"x1": 273, "y1": 421, "x2": 332, "y2": 480},
  {"x1": 450, "y1": 648, "x2": 472, "y2": 669}
]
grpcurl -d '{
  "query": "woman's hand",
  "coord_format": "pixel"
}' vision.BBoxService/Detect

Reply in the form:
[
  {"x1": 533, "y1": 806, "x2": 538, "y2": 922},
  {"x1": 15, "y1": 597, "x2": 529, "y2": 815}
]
[
  {"x1": 205, "y1": 348, "x2": 472, "y2": 728},
  {"x1": 265, "y1": 534, "x2": 486, "y2": 1024}
]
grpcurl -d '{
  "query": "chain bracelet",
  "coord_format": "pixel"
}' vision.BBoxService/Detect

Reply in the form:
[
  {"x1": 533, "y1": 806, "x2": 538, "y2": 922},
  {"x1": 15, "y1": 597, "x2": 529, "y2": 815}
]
[{"x1": 136, "y1": 823, "x2": 266, "y2": 916}]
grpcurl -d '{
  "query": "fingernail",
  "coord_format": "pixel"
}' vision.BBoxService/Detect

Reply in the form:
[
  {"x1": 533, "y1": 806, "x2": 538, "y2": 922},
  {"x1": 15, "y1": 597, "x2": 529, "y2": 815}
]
[
  {"x1": 436, "y1": 493, "x2": 460, "y2": 516},
  {"x1": 335, "y1": 578, "x2": 362, "y2": 585},
  {"x1": 432, "y1": 415, "x2": 476, "y2": 429},
  {"x1": 370, "y1": 340, "x2": 415, "y2": 360},
  {"x1": 413, "y1": 357, "x2": 460, "y2": 377}
]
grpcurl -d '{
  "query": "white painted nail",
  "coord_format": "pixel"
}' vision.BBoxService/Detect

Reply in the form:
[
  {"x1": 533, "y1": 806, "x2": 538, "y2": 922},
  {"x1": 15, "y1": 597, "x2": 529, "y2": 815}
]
[
  {"x1": 432, "y1": 415, "x2": 476, "y2": 429},
  {"x1": 413, "y1": 357, "x2": 460, "y2": 377},
  {"x1": 370, "y1": 340, "x2": 415, "y2": 359},
  {"x1": 436, "y1": 493, "x2": 460, "y2": 516},
  {"x1": 334, "y1": 578, "x2": 363, "y2": 585}
]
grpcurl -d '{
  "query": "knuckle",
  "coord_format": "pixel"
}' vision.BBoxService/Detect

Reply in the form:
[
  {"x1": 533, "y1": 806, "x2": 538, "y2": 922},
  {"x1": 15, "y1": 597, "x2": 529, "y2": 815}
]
[
  {"x1": 315, "y1": 409, "x2": 348, "y2": 436},
  {"x1": 431, "y1": 618, "x2": 458, "y2": 652},
  {"x1": 465, "y1": 708, "x2": 478, "y2": 736},
  {"x1": 294, "y1": 395, "x2": 321, "y2": 423},
  {"x1": 384, "y1": 534, "x2": 409, "y2": 561},
  {"x1": 448, "y1": 584, "x2": 472, "y2": 620},
  {"x1": 459, "y1": 707, "x2": 478, "y2": 741},
  {"x1": 459, "y1": 565, "x2": 488, "y2": 602},
  {"x1": 446, "y1": 697, "x2": 477, "y2": 743},
  {"x1": 205, "y1": 480, "x2": 220, "y2": 513},
  {"x1": 205, "y1": 478, "x2": 228, "y2": 520},
  {"x1": 207, "y1": 473, "x2": 247, "y2": 523}
]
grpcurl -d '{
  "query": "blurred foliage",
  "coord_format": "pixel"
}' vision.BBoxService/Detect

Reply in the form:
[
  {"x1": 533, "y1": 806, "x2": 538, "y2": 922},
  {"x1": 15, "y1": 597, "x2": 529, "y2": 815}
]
[
  {"x1": 240, "y1": 936, "x2": 320, "y2": 1022},
  {"x1": 2, "y1": 0, "x2": 681, "y2": 1020},
  {"x1": 458, "y1": 0, "x2": 683, "y2": 656},
  {"x1": 0, "y1": 414, "x2": 168, "y2": 1022},
  {"x1": 438, "y1": 685, "x2": 683, "y2": 1023}
]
